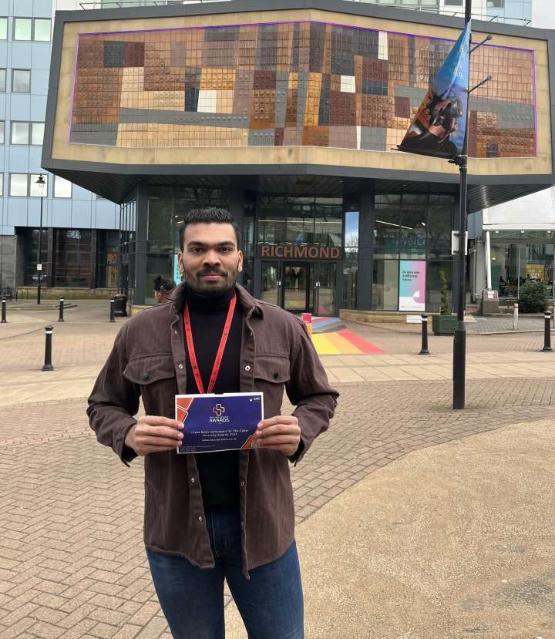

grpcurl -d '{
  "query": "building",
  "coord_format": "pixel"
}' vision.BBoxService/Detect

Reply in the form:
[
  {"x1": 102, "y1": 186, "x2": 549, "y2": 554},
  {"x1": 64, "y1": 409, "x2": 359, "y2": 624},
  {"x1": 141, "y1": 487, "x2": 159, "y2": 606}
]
[
  {"x1": 42, "y1": 0, "x2": 555, "y2": 315},
  {"x1": 353, "y1": 0, "x2": 532, "y2": 25},
  {"x1": 0, "y1": 0, "x2": 119, "y2": 298}
]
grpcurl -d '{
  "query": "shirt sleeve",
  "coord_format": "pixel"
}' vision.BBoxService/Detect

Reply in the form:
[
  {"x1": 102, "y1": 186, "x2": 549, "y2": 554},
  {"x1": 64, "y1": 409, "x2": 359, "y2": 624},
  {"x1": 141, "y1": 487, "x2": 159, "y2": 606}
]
[
  {"x1": 87, "y1": 323, "x2": 140, "y2": 465},
  {"x1": 285, "y1": 318, "x2": 339, "y2": 464}
]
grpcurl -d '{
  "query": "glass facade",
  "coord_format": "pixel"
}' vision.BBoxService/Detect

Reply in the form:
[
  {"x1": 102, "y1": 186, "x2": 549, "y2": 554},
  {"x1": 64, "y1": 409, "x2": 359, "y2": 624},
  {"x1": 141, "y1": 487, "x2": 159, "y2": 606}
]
[
  {"x1": 116, "y1": 183, "x2": 457, "y2": 315},
  {"x1": 490, "y1": 231, "x2": 555, "y2": 300},
  {"x1": 20, "y1": 228, "x2": 119, "y2": 288},
  {"x1": 372, "y1": 193, "x2": 454, "y2": 311}
]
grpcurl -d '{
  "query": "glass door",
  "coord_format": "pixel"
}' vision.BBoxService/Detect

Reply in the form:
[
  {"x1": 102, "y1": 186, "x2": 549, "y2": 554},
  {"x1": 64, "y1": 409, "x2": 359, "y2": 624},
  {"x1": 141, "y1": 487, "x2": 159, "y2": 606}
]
[
  {"x1": 283, "y1": 263, "x2": 311, "y2": 312},
  {"x1": 261, "y1": 261, "x2": 280, "y2": 305},
  {"x1": 313, "y1": 262, "x2": 336, "y2": 316}
]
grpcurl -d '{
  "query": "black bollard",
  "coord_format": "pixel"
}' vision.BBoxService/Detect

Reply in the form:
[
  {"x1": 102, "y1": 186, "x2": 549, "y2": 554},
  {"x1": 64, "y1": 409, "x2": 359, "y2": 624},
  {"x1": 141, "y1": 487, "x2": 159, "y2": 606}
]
[
  {"x1": 1, "y1": 297, "x2": 6, "y2": 323},
  {"x1": 58, "y1": 298, "x2": 65, "y2": 322},
  {"x1": 42, "y1": 325, "x2": 54, "y2": 371},
  {"x1": 542, "y1": 311, "x2": 552, "y2": 352},
  {"x1": 419, "y1": 314, "x2": 430, "y2": 355},
  {"x1": 110, "y1": 298, "x2": 115, "y2": 323}
]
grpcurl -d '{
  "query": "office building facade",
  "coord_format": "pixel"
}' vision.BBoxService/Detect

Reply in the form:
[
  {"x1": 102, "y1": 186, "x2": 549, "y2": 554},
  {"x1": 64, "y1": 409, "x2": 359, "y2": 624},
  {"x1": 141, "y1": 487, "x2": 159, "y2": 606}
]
[
  {"x1": 0, "y1": 0, "x2": 119, "y2": 297},
  {"x1": 42, "y1": 1, "x2": 554, "y2": 314}
]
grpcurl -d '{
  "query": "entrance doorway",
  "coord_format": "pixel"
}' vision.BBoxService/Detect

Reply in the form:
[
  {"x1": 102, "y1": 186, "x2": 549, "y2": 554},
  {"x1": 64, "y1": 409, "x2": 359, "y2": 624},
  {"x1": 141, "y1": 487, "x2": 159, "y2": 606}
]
[{"x1": 260, "y1": 261, "x2": 337, "y2": 315}]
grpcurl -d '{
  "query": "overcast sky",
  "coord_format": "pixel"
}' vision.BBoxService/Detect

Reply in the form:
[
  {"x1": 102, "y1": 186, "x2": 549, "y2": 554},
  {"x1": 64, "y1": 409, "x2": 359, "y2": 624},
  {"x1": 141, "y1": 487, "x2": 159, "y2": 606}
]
[{"x1": 532, "y1": 0, "x2": 555, "y2": 28}]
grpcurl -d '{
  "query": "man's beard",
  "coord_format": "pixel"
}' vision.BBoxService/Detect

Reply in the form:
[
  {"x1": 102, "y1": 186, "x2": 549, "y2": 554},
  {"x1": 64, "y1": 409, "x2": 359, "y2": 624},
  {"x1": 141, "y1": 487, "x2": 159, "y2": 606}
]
[{"x1": 183, "y1": 266, "x2": 238, "y2": 297}]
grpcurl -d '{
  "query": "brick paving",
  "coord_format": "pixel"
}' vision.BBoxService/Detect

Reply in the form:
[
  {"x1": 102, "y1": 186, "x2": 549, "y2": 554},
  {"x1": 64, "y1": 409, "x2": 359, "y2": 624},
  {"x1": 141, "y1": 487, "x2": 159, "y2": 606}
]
[{"x1": 0, "y1": 302, "x2": 554, "y2": 637}]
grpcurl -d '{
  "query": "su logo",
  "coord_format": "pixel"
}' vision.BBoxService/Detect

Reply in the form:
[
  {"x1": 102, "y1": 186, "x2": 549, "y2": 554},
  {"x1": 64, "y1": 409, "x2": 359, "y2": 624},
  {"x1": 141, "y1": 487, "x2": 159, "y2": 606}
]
[{"x1": 213, "y1": 404, "x2": 225, "y2": 417}]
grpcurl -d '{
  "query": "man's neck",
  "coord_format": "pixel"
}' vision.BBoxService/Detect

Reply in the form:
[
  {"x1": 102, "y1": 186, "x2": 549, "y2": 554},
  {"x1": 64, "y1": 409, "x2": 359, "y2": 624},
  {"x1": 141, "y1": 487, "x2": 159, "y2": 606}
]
[{"x1": 184, "y1": 283, "x2": 235, "y2": 313}]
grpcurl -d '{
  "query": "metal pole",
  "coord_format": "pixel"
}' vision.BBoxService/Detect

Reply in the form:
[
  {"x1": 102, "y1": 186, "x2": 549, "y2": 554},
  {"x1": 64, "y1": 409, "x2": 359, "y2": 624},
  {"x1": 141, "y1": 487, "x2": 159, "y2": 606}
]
[
  {"x1": 419, "y1": 314, "x2": 430, "y2": 355},
  {"x1": 513, "y1": 302, "x2": 518, "y2": 330},
  {"x1": 453, "y1": 0, "x2": 472, "y2": 410},
  {"x1": 58, "y1": 298, "x2": 64, "y2": 322},
  {"x1": 542, "y1": 311, "x2": 552, "y2": 352},
  {"x1": 110, "y1": 298, "x2": 115, "y2": 322},
  {"x1": 37, "y1": 194, "x2": 44, "y2": 305},
  {"x1": 1, "y1": 297, "x2": 6, "y2": 323},
  {"x1": 42, "y1": 325, "x2": 54, "y2": 371},
  {"x1": 485, "y1": 230, "x2": 492, "y2": 290}
]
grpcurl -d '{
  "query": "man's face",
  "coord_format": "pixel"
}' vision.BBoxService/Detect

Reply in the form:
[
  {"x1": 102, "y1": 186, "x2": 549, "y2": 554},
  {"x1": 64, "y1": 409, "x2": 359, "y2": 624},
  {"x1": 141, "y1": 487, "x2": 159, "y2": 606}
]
[{"x1": 178, "y1": 222, "x2": 243, "y2": 295}]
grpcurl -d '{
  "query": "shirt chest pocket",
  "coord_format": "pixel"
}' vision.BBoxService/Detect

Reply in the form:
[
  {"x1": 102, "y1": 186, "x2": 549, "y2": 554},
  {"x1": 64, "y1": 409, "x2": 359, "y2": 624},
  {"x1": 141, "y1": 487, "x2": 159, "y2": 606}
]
[
  {"x1": 123, "y1": 354, "x2": 177, "y2": 415},
  {"x1": 253, "y1": 355, "x2": 290, "y2": 415}
]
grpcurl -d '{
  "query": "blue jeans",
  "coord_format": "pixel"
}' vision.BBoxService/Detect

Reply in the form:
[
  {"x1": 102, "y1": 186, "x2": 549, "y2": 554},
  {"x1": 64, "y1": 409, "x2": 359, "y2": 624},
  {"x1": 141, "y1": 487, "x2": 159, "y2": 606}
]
[{"x1": 146, "y1": 508, "x2": 304, "y2": 639}]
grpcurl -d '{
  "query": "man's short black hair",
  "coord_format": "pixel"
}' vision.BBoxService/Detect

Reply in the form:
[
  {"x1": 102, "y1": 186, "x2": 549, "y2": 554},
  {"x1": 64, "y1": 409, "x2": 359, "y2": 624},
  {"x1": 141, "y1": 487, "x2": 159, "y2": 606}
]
[
  {"x1": 153, "y1": 275, "x2": 176, "y2": 293},
  {"x1": 178, "y1": 208, "x2": 241, "y2": 251}
]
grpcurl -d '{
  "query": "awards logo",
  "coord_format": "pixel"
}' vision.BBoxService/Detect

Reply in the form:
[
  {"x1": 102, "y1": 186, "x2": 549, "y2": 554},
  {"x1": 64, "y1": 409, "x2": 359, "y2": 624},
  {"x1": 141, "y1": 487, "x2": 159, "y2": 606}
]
[{"x1": 210, "y1": 403, "x2": 230, "y2": 424}]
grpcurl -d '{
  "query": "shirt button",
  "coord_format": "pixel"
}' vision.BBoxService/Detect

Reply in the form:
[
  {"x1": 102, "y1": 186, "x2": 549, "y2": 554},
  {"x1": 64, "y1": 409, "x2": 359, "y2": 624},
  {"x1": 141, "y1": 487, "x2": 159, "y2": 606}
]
[
  {"x1": 240, "y1": 480, "x2": 245, "y2": 488},
  {"x1": 244, "y1": 365, "x2": 251, "y2": 372},
  {"x1": 191, "y1": 477, "x2": 195, "y2": 484},
  {"x1": 174, "y1": 330, "x2": 178, "y2": 336},
  {"x1": 198, "y1": 515, "x2": 203, "y2": 523},
  {"x1": 178, "y1": 363, "x2": 184, "y2": 370}
]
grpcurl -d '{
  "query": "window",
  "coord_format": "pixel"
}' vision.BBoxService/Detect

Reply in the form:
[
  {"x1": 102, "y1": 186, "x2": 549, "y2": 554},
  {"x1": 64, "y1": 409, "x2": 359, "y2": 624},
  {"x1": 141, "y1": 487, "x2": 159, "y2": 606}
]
[
  {"x1": 487, "y1": 0, "x2": 504, "y2": 7},
  {"x1": 9, "y1": 173, "x2": 48, "y2": 197},
  {"x1": 0, "y1": 18, "x2": 7, "y2": 40},
  {"x1": 54, "y1": 176, "x2": 72, "y2": 198},
  {"x1": 10, "y1": 174, "x2": 28, "y2": 197},
  {"x1": 11, "y1": 121, "x2": 29, "y2": 144},
  {"x1": 31, "y1": 122, "x2": 44, "y2": 145},
  {"x1": 444, "y1": 0, "x2": 463, "y2": 5},
  {"x1": 10, "y1": 122, "x2": 44, "y2": 145},
  {"x1": 30, "y1": 174, "x2": 47, "y2": 197},
  {"x1": 0, "y1": 121, "x2": 4, "y2": 145},
  {"x1": 33, "y1": 19, "x2": 51, "y2": 42},
  {"x1": 14, "y1": 18, "x2": 32, "y2": 41},
  {"x1": 13, "y1": 17, "x2": 51, "y2": 41},
  {"x1": 12, "y1": 69, "x2": 31, "y2": 93},
  {"x1": 0, "y1": 69, "x2": 5, "y2": 93},
  {"x1": 0, "y1": 175, "x2": 3, "y2": 196}
]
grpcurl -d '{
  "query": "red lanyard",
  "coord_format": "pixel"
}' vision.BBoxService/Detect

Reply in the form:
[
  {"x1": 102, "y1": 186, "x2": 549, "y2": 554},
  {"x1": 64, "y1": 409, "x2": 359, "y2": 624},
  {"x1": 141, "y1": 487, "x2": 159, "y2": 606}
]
[{"x1": 183, "y1": 293, "x2": 237, "y2": 394}]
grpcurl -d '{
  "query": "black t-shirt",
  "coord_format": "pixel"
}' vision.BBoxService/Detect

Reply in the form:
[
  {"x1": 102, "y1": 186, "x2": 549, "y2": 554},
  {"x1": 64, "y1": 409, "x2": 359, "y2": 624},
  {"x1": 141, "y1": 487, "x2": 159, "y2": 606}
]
[{"x1": 183, "y1": 287, "x2": 242, "y2": 510}]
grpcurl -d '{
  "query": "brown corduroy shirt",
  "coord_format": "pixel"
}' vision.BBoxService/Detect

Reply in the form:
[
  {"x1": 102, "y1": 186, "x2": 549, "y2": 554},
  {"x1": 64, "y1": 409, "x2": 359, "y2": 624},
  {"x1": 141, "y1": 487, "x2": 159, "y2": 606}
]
[{"x1": 87, "y1": 284, "x2": 338, "y2": 576}]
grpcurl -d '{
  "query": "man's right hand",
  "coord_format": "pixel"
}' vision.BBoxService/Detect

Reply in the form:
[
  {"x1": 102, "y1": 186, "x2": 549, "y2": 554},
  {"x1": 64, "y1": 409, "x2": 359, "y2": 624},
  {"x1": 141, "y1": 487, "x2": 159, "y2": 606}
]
[{"x1": 125, "y1": 415, "x2": 183, "y2": 456}]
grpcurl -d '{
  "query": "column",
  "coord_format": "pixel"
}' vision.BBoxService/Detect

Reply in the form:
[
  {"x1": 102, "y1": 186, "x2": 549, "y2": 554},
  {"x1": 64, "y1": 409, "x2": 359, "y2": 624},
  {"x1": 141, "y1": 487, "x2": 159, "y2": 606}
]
[
  {"x1": 133, "y1": 184, "x2": 148, "y2": 305},
  {"x1": 357, "y1": 182, "x2": 375, "y2": 310}
]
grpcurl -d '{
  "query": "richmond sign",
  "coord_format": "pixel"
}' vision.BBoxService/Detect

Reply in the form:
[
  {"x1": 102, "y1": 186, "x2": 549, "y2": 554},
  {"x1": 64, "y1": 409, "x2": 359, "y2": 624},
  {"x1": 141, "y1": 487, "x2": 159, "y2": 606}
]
[{"x1": 259, "y1": 244, "x2": 342, "y2": 260}]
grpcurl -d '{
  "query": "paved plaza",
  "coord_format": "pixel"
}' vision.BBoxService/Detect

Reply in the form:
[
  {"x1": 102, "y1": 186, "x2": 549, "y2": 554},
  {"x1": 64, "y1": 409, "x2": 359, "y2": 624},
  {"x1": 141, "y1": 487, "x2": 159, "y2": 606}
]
[{"x1": 0, "y1": 300, "x2": 553, "y2": 638}]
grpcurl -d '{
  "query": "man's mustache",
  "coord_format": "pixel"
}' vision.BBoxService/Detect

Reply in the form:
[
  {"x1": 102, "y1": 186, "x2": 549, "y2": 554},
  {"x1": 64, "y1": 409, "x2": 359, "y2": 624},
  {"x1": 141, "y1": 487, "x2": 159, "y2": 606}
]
[{"x1": 198, "y1": 268, "x2": 227, "y2": 277}]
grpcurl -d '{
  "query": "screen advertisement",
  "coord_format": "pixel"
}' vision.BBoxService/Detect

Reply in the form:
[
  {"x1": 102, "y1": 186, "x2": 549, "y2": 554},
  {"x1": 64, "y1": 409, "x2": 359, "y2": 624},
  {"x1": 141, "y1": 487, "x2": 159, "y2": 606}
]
[{"x1": 399, "y1": 260, "x2": 426, "y2": 312}]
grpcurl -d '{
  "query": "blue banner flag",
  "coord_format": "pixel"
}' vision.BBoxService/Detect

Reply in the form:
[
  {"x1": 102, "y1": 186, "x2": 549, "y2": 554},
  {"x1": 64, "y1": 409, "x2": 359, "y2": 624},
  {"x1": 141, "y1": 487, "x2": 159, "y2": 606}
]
[{"x1": 398, "y1": 23, "x2": 471, "y2": 160}]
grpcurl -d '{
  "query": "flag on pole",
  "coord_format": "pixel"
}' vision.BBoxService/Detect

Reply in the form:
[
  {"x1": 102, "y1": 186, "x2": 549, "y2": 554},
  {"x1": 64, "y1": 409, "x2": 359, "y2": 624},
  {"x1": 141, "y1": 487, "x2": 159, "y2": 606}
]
[{"x1": 398, "y1": 23, "x2": 471, "y2": 160}]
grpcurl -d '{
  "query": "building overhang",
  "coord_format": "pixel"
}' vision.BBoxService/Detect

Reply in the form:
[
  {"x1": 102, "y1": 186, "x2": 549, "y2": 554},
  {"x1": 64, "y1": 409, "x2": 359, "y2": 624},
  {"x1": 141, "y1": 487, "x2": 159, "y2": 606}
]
[{"x1": 42, "y1": 0, "x2": 555, "y2": 207}]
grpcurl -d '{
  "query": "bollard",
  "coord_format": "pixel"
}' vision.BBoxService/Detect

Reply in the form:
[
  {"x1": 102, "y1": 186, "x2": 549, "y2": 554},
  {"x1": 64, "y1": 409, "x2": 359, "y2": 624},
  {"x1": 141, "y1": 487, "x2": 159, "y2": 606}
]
[
  {"x1": 419, "y1": 314, "x2": 430, "y2": 355},
  {"x1": 513, "y1": 302, "x2": 519, "y2": 330},
  {"x1": 1, "y1": 297, "x2": 6, "y2": 323},
  {"x1": 301, "y1": 312, "x2": 313, "y2": 337},
  {"x1": 542, "y1": 311, "x2": 552, "y2": 352},
  {"x1": 58, "y1": 298, "x2": 65, "y2": 322},
  {"x1": 42, "y1": 325, "x2": 54, "y2": 371},
  {"x1": 110, "y1": 298, "x2": 115, "y2": 323}
]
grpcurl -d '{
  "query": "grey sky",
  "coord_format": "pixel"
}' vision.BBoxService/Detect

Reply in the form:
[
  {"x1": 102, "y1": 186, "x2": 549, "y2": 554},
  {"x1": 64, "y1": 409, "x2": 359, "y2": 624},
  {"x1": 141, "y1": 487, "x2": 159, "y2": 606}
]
[{"x1": 532, "y1": 0, "x2": 555, "y2": 28}]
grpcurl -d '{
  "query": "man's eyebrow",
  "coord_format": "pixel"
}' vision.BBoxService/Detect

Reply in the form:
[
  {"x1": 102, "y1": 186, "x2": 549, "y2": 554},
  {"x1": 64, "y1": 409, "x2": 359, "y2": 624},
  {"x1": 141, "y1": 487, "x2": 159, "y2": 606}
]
[{"x1": 186, "y1": 241, "x2": 235, "y2": 247}]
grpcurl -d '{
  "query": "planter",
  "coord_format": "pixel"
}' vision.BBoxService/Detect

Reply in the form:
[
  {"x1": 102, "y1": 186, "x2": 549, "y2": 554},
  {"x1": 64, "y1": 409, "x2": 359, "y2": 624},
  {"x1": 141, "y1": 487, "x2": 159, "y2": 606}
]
[{"x1": 432, "y1": 314, "x2": 458, "y2": 336}]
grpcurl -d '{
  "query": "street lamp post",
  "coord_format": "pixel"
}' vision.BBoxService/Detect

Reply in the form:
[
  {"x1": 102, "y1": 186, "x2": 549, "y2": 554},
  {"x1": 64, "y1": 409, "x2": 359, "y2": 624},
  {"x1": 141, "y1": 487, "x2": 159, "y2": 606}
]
[{"x1": 36, "y1": 174, "x2": 46, "y2": 305}]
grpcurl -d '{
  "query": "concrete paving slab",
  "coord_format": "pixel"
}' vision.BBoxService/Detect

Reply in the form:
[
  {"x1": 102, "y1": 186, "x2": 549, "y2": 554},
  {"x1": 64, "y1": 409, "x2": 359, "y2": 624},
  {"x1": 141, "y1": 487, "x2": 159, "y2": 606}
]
[{"x1": 225, "y1": 420, "x2": 555, "y2": 639}]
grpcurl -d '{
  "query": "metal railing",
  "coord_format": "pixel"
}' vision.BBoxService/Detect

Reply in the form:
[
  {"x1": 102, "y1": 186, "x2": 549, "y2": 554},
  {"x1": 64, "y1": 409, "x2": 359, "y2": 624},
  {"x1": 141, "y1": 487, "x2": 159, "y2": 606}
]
[
  {"x1": 78, "y1": 0, "x2": 532, "y2": 26},
  {"x1": 345, "y1": 1, "x2": 532, "y2": 26},
  {"x1": 79, "y1": 0, "x2": 232, "y2": 8}
]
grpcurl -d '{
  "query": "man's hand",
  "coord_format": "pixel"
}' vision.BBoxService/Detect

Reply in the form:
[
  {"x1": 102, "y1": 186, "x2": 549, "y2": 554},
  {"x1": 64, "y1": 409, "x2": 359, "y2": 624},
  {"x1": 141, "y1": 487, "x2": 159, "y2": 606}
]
[
  {"x1": 125, "y1": 415, "x2": 183, "y2": 456},
  {"x1": 255, "y1": 415, "x2": 301, "y2": 457}
]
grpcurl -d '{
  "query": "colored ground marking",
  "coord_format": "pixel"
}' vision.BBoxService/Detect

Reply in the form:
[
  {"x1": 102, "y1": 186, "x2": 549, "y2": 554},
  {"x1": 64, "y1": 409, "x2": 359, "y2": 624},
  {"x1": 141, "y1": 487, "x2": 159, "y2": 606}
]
[{"x1": 311, "y1": 329, "x2": 383, "y2": 355}]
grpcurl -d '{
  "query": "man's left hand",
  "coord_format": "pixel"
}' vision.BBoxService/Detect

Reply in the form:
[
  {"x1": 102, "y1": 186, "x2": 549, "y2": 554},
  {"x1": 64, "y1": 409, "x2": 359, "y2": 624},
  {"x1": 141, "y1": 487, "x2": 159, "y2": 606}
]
[{"x1": 255, "y1": 415, "x2": 301, "y2": 457}]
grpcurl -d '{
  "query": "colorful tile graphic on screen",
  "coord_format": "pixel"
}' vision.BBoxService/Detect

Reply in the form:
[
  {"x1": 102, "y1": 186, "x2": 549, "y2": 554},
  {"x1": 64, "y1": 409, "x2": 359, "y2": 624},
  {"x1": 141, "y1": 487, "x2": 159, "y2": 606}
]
[{"x1": 71, "y1": 21, "x2": 536, "y2": 158}]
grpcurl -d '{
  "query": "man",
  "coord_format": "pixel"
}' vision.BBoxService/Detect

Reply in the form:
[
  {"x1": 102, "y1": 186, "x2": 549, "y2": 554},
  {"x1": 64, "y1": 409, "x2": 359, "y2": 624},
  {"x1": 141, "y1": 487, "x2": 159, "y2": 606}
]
[
  {"x1": 153, "y1": 275, "x2": 176, "y2": 304},
  {"x1": 88, "y1": 208, "x2": 338, "y2": 638}
]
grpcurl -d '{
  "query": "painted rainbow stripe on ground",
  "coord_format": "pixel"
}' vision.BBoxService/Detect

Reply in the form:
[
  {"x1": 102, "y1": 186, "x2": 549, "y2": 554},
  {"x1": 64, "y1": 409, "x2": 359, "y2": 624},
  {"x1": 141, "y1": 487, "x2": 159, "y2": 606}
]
[{"x1": 311, "y1": 329, "x2": 383, "y2": 356}]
